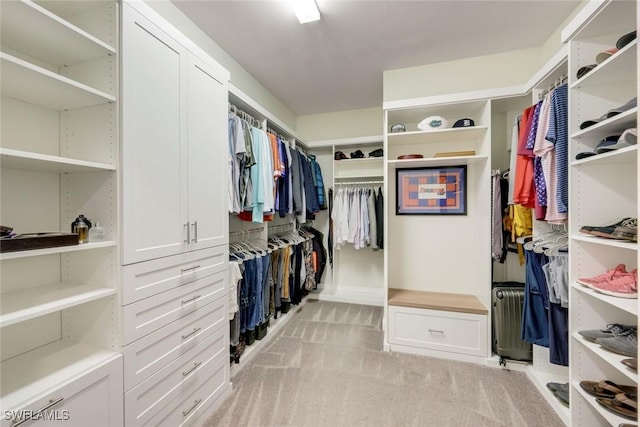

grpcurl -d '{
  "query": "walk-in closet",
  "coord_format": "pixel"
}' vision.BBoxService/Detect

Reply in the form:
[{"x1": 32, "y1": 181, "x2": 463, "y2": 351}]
[{"x1": 0, "y1": 0, "x2": 637, "y2": 426}]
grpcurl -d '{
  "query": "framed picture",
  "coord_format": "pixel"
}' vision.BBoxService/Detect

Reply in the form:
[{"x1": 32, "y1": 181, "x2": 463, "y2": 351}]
[{"x1": 396, "y1": 166, "x2": 467, "y2": 215}]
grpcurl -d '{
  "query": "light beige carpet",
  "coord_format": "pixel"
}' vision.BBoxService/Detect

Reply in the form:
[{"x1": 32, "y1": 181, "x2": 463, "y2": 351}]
[{"x1": 203, "y1": 300, "x2": 563, "y2": 427}]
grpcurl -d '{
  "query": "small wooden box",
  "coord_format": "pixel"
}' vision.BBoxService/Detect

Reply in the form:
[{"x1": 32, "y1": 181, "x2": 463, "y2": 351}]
[{"x1": 0, "y1": 232, "x2": 79, "y2": 253}]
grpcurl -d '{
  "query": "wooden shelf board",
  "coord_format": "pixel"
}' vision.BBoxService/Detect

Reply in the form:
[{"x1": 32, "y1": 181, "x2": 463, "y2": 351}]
[
  {"x1": 0, "y1": 241, "x2": 116, "y2": 261},
  {"x1": 1, "y1": 52, "x2": 115, "y2": 111},
  {"x1": 387, "y1": 155, "x2": 488, "y2": 169},
  {"x1": 387, "y1": 288, "x2": 487, "y2": 315},
  {"x1": 572, "y1": 282, "x2": 637, "y2": 316},
  {"x1": 387, "y1": 126, "x2": 488, "y2": 146},
  {"x1": 0, "y1": 0, "x2": 115, "y2": 67},
  {"x1": 572, "y1": 333, "x2": 638, "y2": 384},
  {"x1": 0, "y1": 148, "x2": 115, "y2": 173},
  {"x1": 0, "y1": 284, "x2": 116, "y2": 328},
  {"x1": 1, "y1": 340, "x2": 121, "y2": 410}
]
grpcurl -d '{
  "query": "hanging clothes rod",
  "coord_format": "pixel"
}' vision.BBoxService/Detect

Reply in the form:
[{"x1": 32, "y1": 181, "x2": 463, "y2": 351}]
[
  {"x1": 229, "y1": 228, "x2": 263, "y2": 244},
  {"x1": 267, "y1": 222, "x2": 296, "y2": 236},
  {"x1": 229, "y1": 103, "x2": 262, "y2": 128}
]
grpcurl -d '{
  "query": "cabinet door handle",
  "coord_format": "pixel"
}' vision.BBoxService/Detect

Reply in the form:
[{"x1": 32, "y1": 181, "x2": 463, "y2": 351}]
[
  {"x1": 428, "y1": 329, "x2": 444, "y2": 334},
  {"x1": 181, "y1": 327, "x2": 201, "y2": 340},
  {"x1": 192, "y1": 221, "x2": 198, "y2": 243},
  {"x1": 182, "y1": 399, "x2": 202, "y2": 417},
  {"x1": 11, "y1": 397, "x2": 64, "y2": 427},
  {"x1": 181, "y1": 361, "x2": 202, "y2": 377},
  {"x1": 181, "y1": 294, "x2": 201, "y2": 305},
  {"x1": 180, "y1": 265, "x2": 201, "y2": 273},
  {"x1": 184, "y1": 222, "x2": 191, "y2": 243}
]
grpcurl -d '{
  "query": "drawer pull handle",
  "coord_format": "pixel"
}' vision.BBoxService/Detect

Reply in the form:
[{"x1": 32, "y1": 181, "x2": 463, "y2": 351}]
[
  {"x1": 180, "y1": 265, "x2": 201, "y2": 273},
  {"x1": 428, "y1": 329, "x2": 444, "y2": 334},
  {"x1": 181, "y1": 327, "x2": 201, "y2": 340},
  {"x1": 11, "y1": 397, "x2": 64, "y2": 427},
  {"x1": 182, "y1": 399, "x2": 202, "y2": 417},
  {"x1": 184, "y1": 222, "x2": 191, "y2": 243},
  {"x1": 192, "y1": 221, "x2": 198, "y2": 243},
  {"x1": 182, "y1": 361, "x2": 202, "y2": 377},
  {"x1": 181, "y1": 294, "x2": 201, "y2": 305}
]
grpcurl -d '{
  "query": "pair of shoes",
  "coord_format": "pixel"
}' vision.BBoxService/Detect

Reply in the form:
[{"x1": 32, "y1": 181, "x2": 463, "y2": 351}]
[
  {"x1": 622, "y1": 358, "x2": 638, "y2": 371},
  {"x1": 350, "y1": 150, "x2": 365, "y2": 159},
  {"x1": 580, "y1": 380, "x2": 637, "y2": 398},
  {"x1": 368, "y1": 148, "x2": 383, "y2": 158},
  {"x1": 596, "y1": 393, "x2": 637, "y2": 420},
  {"x1": 577, "y1": 265, "x2": 638, "y2": 298},
  {"x1": 613, "y1": 225, "x2": 638, "y2": 242},
  {"x1": 334, "y1": 151, "x2": 348, "y2": 160},
  {"x1": 546, "y1": 382, "x2": 569, "y2": 394},
  {"x1": 596, "y1": 329, "x2": 638, "y2": 357},
  {"x1": 580, "y1": 217, "x2": 638, "y2": 240},
  {"x1": 579, "y1": 323, "x2": 637, "y2": 342}
]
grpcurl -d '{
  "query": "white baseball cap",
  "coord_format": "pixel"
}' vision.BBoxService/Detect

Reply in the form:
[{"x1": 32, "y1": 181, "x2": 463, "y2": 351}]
[{"x1": 418, "y1": 116, "x2": 449, "y2": 130}]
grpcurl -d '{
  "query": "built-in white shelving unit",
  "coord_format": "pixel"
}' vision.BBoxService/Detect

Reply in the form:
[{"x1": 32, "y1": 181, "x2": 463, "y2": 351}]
[
  {"x1": 563, "y1": 1, "x2": 638, "y2": 425},
  {"x1": 0, "y1": 0, "x2": 123, "y2": 422}
]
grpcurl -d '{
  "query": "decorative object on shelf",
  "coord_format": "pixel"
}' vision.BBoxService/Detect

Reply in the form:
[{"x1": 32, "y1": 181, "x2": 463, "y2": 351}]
[
  {"x1": 433, "y1": 150, "x2": 476, "y2": 158},
  {"x1": 389, "y1": 123, "x2": 406, "y2": 133},
  {"x1": 452, "y1": 118, "x2": 475, "y2": 128},
  {"x1": 89, "y1": 222, "x2": 106, "y2": 242},
  {"x1": 368, "y1": 148, "x2": 383, "y2": 158},
  {"x1": 0, "y1": 232, "x2": 79, "y2": 253},
  {"x1": 395, "y1": 166, "x2": 467, "y2": 215},
  {"x1": 417, "y1": 115, "x2": 449, "y2": 130},
  {"x1": 71, "y1": 214, "x2": 91, "y2": 244},
  {"x1": 397, "y1": 154, "x2": 424, "y2": 160},
  {"x1": 334, "y1": 151, "x2": 348, "y2": 160}
]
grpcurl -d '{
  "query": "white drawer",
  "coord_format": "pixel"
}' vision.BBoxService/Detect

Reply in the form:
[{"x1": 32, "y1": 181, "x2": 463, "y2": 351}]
[
  {"x1": 125, "y1": 327, "x2": 227, "y2": 426},
  {"x1": 122, "y1": 246, "x2": 227, "y2": 305},
  {"x1": 123, "y1": 297, "x2": 226, "y2": 392},
  {"x1": 122, "y1": 270, "x2": 226, "y2": 344},
  {"x1": 144, "y1": 356, "x2": 229, "y2": 427},
  {"x1": 388, "y1": 306, "x2": 488, "y2": 357},
  {"x1": 1, "y1": 355, "x2": 123, "y2": 427}
]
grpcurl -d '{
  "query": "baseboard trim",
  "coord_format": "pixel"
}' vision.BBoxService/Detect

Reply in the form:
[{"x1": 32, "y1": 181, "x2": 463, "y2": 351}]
[{"x1": 309, "y1": 286, "x2": 384, "y2": 306}]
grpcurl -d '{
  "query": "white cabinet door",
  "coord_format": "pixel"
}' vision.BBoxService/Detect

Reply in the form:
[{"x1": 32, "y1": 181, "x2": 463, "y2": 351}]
[
  {"x1": 186, "y1": 54, "x2": 228, "y2": 250},
  {"x1": 121, "y1": 4, "x2": 188, "y2": 265}
]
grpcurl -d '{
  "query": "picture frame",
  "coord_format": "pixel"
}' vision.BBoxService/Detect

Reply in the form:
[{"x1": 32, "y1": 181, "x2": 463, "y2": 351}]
[{"x1": 396, "y1": 165, "x2": 467, "y2": 215}]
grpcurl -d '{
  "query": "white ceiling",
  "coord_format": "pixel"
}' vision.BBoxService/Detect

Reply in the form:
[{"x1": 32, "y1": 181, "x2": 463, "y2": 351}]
[{"x1": 171, "y1": 0, "x2": 580, "y2": 116}]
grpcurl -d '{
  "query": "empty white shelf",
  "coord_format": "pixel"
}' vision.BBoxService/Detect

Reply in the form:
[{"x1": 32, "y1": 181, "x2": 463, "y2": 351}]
[
  {"x1": 1, "y1": 0, "x2": 115, "y2": 67},
  {"x1": 387, "y1": 155, "x2": 488, "y2": 169},
  {"x1": 0, "y1": 148, "x2": 116, "y2": 173},
  {"x1": 1, "y1": 340, "x2": 121, "y2": 410},
  {"x1": 1, "y1": 52, "x2": 115, "y2": 111},
  {"x1": 0, "y1": 283, "x2": 116, "y2": 328}
]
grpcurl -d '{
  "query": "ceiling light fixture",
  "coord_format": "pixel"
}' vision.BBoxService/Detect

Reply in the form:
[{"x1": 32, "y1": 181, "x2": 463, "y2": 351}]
[{"x1": 291, "y1": 0, "x2": 320, "y2": 24}]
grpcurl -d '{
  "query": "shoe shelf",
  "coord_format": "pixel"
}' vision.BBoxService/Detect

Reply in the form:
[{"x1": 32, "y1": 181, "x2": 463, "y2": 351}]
[
  {"x1": 572, "y1": 283, "x2": 638, "y2": 316},
  {"x1": 570, "y1": 234, "x2": 638, "y2": 251},
  {"x1": 0, "y1": 283, "x2": 116, "y2": 328},
  {"x1": 334, "y1": 157, "x2": 383, "y2": 179},
  {"x1": 570, "y1": 40, "x2": 637, "y2": 91},
  {"x1": 0, "y1": 0, "x2": 116, "y2": 67},
  {"x1": 572, "y1": 333, "x2": 638, "y2": 384},
  {"x1": 571, "y1": 381, "x2": 635, "y2": 427},
  {"x1": 571, "y1": 107, "x2": 638, "y2": 141},
  {"x1": 571, "y1": 145, "x2": 637, "y2": 167}
]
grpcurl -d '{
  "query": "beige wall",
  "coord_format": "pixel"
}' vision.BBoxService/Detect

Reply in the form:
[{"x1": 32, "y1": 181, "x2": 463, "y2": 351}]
[
  {"x1": 296, "y1": 107, "x2": 383, "y2": 142},
  {"x1": 144, "y1": 1, "x2": 297, "y2": 130}
]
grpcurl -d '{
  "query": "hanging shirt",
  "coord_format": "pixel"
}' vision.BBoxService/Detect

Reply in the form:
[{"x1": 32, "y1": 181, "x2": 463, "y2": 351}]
[{"x1": 546, "y1": 84, "x2": 569, "y2": 215}]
